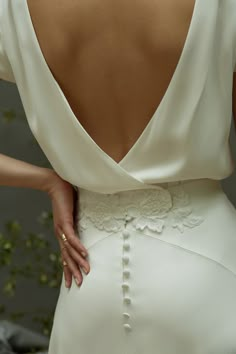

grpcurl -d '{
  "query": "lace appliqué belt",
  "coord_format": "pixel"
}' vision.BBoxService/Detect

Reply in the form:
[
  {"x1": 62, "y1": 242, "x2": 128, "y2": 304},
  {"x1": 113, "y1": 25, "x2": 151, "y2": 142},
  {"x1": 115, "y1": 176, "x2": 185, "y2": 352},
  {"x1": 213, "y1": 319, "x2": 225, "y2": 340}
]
[{"x1": 77, "y1": 182, "x2": 204, "y2": 235}]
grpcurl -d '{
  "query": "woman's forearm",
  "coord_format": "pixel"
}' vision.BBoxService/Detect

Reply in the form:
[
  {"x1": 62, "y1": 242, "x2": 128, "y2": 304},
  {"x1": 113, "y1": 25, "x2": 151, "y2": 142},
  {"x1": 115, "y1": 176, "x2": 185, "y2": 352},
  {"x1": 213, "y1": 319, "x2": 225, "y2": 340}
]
[{"x1": 0, "y1": 152, "x2": 59, "y2": 192}]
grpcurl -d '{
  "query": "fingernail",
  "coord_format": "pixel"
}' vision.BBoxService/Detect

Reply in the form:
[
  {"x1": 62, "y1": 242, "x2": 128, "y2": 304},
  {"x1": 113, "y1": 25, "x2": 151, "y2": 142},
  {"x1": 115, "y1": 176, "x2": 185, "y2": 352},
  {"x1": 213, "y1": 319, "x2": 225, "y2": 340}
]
[
  {"x1": 81, "y1": 251, "x2": 87, "y2": 257},
  {"x1": 65, "y1": 281, "x2": 70, "y2": 288},
  {"x1": 82, "y1": 267, "x2": 88, "y2": 274},
  {"x1": 75, "y1": 278, "x2": 81, "y2": 286}
]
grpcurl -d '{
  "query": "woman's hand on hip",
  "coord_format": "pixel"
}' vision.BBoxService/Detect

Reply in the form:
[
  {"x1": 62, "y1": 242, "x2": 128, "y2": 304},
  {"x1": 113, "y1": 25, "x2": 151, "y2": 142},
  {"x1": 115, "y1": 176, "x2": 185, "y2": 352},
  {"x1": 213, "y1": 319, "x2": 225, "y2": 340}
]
[{"x1": 45, "y1": 173, "x2": 90, "y2": 288}]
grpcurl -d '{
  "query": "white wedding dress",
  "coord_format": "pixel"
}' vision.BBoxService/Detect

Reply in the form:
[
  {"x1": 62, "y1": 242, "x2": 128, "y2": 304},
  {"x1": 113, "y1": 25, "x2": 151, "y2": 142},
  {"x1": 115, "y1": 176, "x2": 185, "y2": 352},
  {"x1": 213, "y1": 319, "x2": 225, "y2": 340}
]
[{"x1": 1, "y1": 0, "x2": 236, "y2": 353}]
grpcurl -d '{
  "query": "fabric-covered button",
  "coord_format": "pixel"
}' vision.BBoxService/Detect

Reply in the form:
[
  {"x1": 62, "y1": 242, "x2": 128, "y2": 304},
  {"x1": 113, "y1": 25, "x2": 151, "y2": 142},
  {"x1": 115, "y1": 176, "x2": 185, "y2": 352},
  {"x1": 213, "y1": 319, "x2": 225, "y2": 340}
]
[
  {"x1": 123, "y1": 312, "x2": 130, "y2": 319},
  {"x1": 123, "y1": 270, "x2": 130, "y2": 278},
  {"x1": 123, "y1": 242, "x2": 130, "y2": 251},
  {"x1": 124, "y1": 296, "x2": 131, "y2": 304},
  {"x1": 123, "y1": 323, "x2": 132, "y2": 331},
  {"x1": 122, "y1": 255, "x2": 129, "y2": 265},
  {"x1": 122, "y1": 282, "x2": 129, "y2": 290},
  {"x1": 122, "y1": 230, "x2": 130, "y2": 238}
]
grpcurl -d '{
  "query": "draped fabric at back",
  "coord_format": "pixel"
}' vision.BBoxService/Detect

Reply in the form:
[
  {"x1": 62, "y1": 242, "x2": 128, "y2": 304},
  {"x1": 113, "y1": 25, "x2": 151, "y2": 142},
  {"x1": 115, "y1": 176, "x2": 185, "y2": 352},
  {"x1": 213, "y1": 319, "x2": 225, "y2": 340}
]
[{"x1": 1, "y1": 0, "x2": 236, "y2": 193}]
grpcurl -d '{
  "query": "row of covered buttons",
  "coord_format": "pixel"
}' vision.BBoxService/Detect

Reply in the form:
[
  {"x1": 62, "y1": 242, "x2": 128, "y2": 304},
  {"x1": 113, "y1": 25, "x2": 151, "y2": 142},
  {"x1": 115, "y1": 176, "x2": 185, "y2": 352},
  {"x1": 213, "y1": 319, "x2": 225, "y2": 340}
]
[{"x1": 122, "y1": 229, "x2": 132, "y2": 332}]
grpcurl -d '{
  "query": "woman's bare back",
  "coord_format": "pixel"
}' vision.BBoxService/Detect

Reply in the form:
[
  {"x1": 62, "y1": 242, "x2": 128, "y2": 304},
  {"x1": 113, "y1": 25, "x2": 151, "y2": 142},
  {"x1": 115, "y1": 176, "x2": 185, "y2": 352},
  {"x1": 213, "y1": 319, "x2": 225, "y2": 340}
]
[{"x1": 26, "y1": 0, "x2": 196, "y2": 163}]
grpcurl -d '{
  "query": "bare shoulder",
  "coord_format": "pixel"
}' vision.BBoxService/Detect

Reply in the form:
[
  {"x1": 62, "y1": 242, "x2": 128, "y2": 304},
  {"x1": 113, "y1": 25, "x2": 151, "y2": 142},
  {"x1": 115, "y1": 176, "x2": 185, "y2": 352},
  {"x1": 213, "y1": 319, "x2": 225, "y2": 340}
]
[{"x1": 26, "y1": 0, "x2": 88, "y2": 29}]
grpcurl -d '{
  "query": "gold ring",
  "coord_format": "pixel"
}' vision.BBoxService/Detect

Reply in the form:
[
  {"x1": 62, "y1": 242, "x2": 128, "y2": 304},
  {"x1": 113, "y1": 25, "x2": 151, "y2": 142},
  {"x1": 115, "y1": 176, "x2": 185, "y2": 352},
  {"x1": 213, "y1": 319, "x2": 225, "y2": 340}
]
[
  {"x1": 63, "y1": 260, "x2": 68, "y2": 266},
  {"x1": 61, "y1": 233, "x2": 68, "y2": 242}
]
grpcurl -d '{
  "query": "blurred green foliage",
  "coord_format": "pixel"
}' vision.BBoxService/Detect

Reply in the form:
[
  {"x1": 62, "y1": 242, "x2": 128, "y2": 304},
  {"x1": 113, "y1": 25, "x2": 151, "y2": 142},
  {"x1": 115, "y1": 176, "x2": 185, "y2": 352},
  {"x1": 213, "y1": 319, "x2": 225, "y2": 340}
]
[
  {"x1": 0, "y1": 105, "x2": 62, "y2": 337},
  {"x1": 0, "y1": 215, "x2": 62, "y2": 336},
  {"x1": 1, "y1": 108, "x2": 25, "y2": 123}
]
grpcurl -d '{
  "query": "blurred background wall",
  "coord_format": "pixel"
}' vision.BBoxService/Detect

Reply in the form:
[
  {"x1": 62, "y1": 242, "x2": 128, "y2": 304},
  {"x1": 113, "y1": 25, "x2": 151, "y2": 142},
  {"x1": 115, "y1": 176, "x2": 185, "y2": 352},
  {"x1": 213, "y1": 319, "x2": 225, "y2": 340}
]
[
  {"x1": 0, "y1": 80, "x2": 236, "y2": 336},
  {"x1": 0, "y1": 80, "x2": 61, "y2": 337}
]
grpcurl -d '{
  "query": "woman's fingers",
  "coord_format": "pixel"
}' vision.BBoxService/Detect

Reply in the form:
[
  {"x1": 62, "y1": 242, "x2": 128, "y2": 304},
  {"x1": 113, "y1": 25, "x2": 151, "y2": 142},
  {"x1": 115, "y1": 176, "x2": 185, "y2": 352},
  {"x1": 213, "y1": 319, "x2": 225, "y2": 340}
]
[
  {"x1": 46, "y1": 176, "x2": 90, "y2": 288},
  {"x1": 62, "y1": 224, "x2": 88, "y2": 257},
  {"x1": 59, "y1": 243, "x2": 72, "y2": 288},
  {"x1": 57, "y1": 225, "x2": 90, "y2": 270},
  {"x1": 63, "y1": 239, "x2": 90, "y2": 274},
  {"x1": 57, "y1": 226, "x2": 90, "y2": 288},
  {"x1": 59, "y1": 240, "x2": 84, "y2": 286},
  {"x1": 62, "y1": 258, "x2": 72, "y2": 288}
]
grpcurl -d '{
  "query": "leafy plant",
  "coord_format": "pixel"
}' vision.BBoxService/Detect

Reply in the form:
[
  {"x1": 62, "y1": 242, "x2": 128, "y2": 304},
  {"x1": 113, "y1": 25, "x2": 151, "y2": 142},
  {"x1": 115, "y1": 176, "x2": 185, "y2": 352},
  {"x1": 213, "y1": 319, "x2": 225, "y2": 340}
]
[
  {"x1": 0, "y1": 213, "x2": 62, "y2": 336},
  {"x1": 0, "y1": 108, "x2": 25, "y2": 123},
  {"x1": 0, "y1": 103, "x2": 62, "y2": 336}
]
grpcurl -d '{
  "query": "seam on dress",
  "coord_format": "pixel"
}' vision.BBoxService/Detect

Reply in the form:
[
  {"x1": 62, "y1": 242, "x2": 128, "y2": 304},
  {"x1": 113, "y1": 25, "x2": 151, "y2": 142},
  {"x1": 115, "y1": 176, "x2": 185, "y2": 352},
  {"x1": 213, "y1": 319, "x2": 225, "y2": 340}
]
[
  {"x1": 134, "y1": 230, "x2": 236, "y2": 279},
  {"x1": 80, "y1": 230, "x2": 120, "y2": 251}
]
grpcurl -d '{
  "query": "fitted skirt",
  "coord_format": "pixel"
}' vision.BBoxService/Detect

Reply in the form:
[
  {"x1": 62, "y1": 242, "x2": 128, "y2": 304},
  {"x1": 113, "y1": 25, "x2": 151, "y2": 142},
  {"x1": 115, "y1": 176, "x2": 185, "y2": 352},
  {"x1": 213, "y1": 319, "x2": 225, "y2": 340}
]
[{"x1": 48, "y1": 178, "x2": 236, "y2": 354}]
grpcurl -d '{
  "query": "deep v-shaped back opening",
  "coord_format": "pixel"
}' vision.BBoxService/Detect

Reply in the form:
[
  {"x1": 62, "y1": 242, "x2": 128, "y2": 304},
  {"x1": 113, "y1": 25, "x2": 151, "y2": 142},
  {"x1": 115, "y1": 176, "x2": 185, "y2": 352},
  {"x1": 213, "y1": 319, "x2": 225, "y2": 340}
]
[{"x1": 24, "y1": 0, "x2": 199, "y2": 166}]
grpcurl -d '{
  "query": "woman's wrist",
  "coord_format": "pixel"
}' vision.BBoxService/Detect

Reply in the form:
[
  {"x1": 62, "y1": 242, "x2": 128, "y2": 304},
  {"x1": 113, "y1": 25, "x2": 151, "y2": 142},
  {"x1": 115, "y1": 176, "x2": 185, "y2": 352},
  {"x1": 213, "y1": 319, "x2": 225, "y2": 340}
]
[
  {"x1": 0, "y1": 153, "x2": 62, "y2": 192},
  {"x1": 39, "y1": 168, "x2": 63, "y2": 194}
]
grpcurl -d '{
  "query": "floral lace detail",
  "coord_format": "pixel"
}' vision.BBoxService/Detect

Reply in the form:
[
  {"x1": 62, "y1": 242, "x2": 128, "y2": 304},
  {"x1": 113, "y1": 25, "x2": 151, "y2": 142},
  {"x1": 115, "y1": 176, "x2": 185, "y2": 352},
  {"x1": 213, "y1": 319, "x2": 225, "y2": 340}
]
[{"x1": 78, "y1": 182, "x2": 204, "y2": 235}]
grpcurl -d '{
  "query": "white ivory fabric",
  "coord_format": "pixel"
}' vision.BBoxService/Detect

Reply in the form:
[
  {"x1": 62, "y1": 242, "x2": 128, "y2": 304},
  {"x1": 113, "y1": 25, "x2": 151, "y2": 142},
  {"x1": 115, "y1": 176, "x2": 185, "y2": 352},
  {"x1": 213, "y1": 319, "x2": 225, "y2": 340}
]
[
  {"x1": 49, "y1": 179, "x2": 236, "y2": 354},
  {"x1": 0, "y1": 0, "x2": 236, "y2": 193},
  {"x1": 1, "y1": 1, "x2": 236, "y2": 353}
]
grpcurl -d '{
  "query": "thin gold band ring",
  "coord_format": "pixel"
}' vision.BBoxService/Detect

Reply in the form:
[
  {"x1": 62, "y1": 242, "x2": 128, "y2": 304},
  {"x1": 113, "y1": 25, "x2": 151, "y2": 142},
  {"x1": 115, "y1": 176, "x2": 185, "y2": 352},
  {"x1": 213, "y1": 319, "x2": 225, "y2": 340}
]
[{"x1": 61, "y1": 233, "x2": 68, "y2": 243}]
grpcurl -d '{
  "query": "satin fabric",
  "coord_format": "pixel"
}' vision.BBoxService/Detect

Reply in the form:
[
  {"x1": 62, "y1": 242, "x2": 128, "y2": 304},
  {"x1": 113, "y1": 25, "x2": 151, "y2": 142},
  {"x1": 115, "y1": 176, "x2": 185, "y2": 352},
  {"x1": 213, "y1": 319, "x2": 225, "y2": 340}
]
[
  {"x1": 48, "y1": 178, "x2": 236, "y2": 354},
  {"x1": 0, "y1": 0, "x2": 236, "y2": 193},
  {"x1": 1, "y1": 1, "x2": 236, "y2": 353}
]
